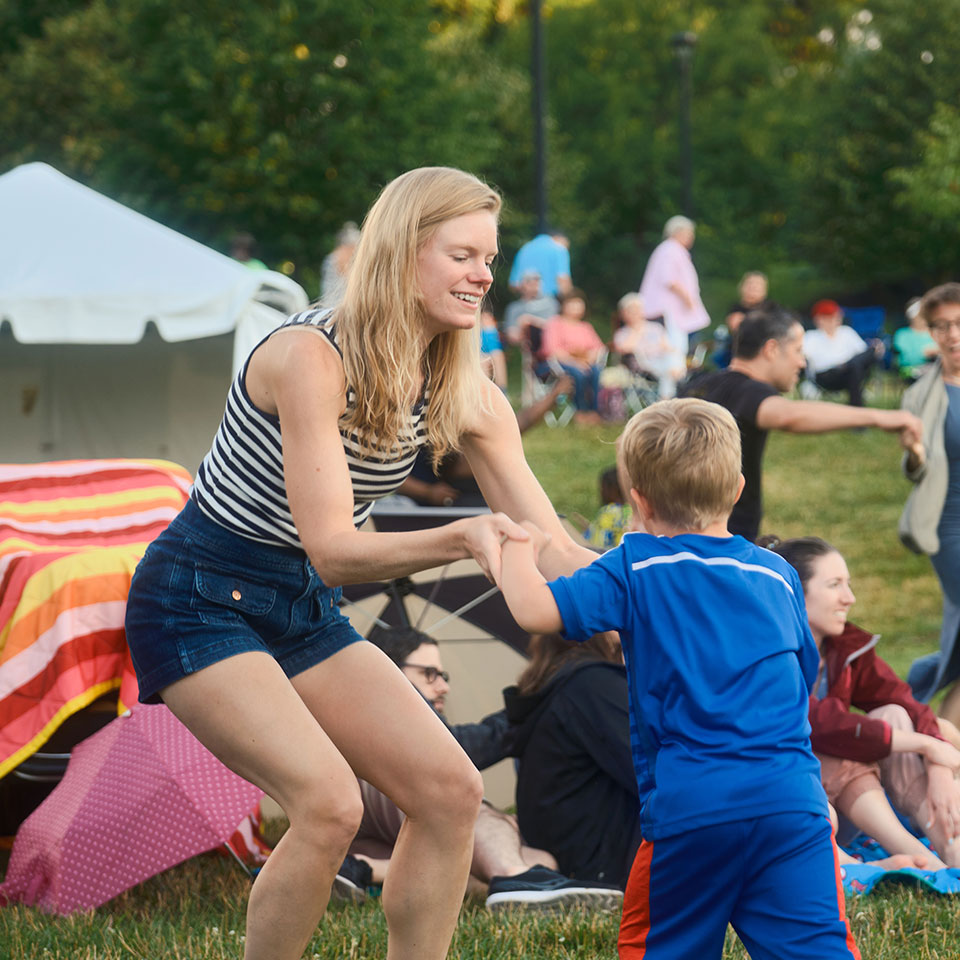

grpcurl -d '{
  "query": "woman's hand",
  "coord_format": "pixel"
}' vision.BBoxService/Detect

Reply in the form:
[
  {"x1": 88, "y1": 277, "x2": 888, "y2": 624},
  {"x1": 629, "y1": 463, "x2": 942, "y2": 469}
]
[
  {"x1": 925, "y1": 765, "x2": 960, "y2": 848},
  {"x1": 424, "y1": 482, "x2": 461, "y2": 507},
  {"x1": 905, "y1": 438, "x2": 926, "y2": 470},
  {"x1": 460, "y1": 513, "x2": 530, "y2": 584},
  {"x1": 897, "y1": 414, "x2": 924, "y2": 454},
  {"x1": 922, "y1": 736, "x2": 960, "y2": 773}
]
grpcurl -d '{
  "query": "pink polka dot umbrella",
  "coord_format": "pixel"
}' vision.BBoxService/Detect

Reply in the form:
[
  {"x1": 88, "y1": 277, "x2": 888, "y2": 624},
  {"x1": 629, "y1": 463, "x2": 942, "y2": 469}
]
[{"x1": 0, "y1": 702, "x2": 263, "y2": 914}]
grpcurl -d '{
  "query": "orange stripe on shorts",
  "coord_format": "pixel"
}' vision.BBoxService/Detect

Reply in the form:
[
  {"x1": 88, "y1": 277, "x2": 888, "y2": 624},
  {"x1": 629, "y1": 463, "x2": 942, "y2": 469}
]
[{"x1": 618, "y1": 838, "x2": 655, "y2": 958}]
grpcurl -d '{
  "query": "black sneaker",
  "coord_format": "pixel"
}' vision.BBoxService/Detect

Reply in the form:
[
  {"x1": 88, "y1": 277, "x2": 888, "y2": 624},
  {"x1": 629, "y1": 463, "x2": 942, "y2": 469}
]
[
  {"x1": 485, "y1": 865, "x2": 623, "y2": 912},
  {"x1": 331, "y1": 854, "x2": 373, "y2": 903}
]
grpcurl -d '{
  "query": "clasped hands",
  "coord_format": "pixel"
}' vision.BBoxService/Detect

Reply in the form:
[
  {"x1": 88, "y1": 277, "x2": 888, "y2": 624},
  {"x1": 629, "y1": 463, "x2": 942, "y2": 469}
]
[{"x1": 462, "y1": 515, "x2": 551, "y2": 586}]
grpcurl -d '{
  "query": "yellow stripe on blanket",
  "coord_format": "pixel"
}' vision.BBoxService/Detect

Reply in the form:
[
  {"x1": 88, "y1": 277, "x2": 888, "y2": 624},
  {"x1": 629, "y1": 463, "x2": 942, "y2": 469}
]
[
  {"x1": 0, "y1": 679, "x2": 122, "y2": 780},
  {"x1": 0, "y1": 484, "x2": 189, "y2": 519},
  {"x1": 0, "y1": 546, "x2": 148, "y2": 655}
]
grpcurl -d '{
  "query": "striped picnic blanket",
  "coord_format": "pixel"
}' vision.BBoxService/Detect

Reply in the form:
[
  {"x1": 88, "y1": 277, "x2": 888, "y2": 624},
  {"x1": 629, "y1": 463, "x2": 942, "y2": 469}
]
[{"x1": 0, "y1": 459, "x2": 191, "y2": 779}]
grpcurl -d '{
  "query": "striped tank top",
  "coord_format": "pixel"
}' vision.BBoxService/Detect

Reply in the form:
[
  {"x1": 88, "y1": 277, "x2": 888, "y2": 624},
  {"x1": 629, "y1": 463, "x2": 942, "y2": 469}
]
[{"x1": 193, "y1": 308, "x2": 429, "y2": 548}]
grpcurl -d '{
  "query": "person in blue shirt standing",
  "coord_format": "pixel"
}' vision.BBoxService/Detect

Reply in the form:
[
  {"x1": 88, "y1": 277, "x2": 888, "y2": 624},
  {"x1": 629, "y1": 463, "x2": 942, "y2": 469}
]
[
  {"x1": 497, "y1": 397, "x2": 860, "y2": 960},
  {"x1": 508, "y1": 229, "x2": 572, "y2": 298}
]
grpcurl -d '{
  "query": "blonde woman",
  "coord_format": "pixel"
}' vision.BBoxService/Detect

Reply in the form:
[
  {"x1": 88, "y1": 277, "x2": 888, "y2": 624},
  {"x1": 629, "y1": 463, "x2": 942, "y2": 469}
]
[{"x1": 124, "y1": 167, "x2": 596, "y2": 960}]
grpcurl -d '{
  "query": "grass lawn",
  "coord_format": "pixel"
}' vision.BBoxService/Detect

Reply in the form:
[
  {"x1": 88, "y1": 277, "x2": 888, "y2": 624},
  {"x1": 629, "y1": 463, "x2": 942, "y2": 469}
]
[{"x1": 0, "y1": 414, "x2": 952, "y2": 958}]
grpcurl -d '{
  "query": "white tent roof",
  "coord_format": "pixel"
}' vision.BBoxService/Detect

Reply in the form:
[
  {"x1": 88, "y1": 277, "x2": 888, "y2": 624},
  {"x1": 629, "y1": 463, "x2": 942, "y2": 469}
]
[{"x1": 0, "y1": 162, "x2": 306, "y2": 345}]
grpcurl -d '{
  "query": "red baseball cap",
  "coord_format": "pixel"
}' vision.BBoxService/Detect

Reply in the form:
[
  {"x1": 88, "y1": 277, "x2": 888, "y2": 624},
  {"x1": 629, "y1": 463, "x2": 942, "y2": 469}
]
[{"x1": 811, "y1": 299, "x2": 841, "y2": 317}]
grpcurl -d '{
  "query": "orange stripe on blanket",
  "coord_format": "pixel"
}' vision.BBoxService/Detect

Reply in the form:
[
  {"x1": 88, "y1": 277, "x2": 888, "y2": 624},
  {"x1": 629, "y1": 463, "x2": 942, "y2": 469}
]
[
  {"x1": 0, "y1": 550, "x2": 137, "y2": 633},
  {"x1": 2, "y1": 581, "x2": 133, "y2": 664},
  {"x1": 0, "y1": 678, "x2": 121, "y2": 779},
  {"x1": 0, "y1": 536, "x2": 153, "y2": 560},
  {"x1": 0, "y1": 629, "x2": 128, "y2": 727},
  {"x1": 1, "y1": 551, "x2": 144, "y2": 656},
  {"x1": 0, "y1": 484, "x2": 189, "y2": 520}
]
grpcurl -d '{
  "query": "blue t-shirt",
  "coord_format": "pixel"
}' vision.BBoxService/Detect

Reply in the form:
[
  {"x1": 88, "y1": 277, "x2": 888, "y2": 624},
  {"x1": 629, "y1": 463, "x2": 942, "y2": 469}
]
[
  {"x1": 508, "y1": 234, "x2": 571, "y2": 297},
  {"x1": 548, "y1": 532, "x2": 827, "y2": 840},
  {"x1": 480, "y1": 327, "x2": 503, "y2": 355}
]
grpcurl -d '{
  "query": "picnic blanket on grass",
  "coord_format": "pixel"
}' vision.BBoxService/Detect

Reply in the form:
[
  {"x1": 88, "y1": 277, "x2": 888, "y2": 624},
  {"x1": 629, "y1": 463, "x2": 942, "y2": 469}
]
[
  {"x1": 840, "y1": 833, "x2": 960, "y2": 896},
  {"x1": 842, "y1": 862, "x2": 960, "y2": 896},
  {"x1": 0, "y1": 459, "x2": 191, "y2": 779}
]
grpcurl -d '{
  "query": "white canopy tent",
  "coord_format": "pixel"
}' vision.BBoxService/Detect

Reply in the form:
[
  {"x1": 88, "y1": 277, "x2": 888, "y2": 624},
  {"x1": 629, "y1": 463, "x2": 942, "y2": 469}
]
[{"x1": 0, "y1": 162, "x2": 308, "y2": 473}]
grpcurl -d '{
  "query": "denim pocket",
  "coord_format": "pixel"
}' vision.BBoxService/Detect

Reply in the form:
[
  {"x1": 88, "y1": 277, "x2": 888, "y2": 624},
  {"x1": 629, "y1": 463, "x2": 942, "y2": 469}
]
[{"x1": 194, "y1": 567, "x2": 277, "y2": 625}]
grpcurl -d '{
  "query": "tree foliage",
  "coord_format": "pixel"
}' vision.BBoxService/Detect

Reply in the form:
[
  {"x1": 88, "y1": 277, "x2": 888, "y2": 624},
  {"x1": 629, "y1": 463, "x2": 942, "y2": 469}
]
[
  {"x1": 0, "y1": 0, "x2": 515, "y2": 289},
  {"x1": 1, "y1": 0, "x2": 957, "y2": 313}
]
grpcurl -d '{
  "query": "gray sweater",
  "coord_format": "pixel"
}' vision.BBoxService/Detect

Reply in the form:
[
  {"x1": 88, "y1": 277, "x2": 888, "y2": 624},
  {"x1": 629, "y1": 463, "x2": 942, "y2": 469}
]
[{"x1": 900, "y1": 359, "x2": 950, "y2": 555}]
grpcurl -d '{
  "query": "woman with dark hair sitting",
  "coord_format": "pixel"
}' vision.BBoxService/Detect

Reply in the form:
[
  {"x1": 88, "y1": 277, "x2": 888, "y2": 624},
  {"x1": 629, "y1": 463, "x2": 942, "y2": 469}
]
[
  {"x1": 540, "y1": 288, "x2": 606, "y2": 424},
  {"x1": 767, "y1": 535, "x2": 960, "y2": 868},
  {"x1": 503, "y1": 631, "x2": 640, "y2": 888}
]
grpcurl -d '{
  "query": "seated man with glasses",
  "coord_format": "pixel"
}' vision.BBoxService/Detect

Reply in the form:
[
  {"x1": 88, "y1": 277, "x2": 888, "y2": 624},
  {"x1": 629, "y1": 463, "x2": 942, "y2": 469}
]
[{"x1": 335, "y1": 624, "x2": 622, "y2": 911}]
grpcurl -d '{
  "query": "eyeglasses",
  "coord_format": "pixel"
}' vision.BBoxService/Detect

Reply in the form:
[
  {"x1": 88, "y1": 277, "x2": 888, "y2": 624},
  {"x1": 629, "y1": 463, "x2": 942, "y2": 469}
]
[
  {"x1": 930, "y1": 319, "x2": 960, "y2": 335},
  {"x1": 402, "y1": 663, "x2": 450, "y2": 684}
]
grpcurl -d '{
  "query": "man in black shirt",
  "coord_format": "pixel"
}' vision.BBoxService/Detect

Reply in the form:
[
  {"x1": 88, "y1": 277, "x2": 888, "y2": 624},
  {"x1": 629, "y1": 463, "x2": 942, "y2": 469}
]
[
  {"x1": 681, "y1": 308, "x2": 922, "y2": 540},
  {"x1": 341, "y1": 626, "x2": 622, "y2": 910}
]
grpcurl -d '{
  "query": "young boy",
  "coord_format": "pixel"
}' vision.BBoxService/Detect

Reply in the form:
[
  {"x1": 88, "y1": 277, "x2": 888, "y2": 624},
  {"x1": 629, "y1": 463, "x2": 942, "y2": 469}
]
[
  {"x1": 498, "y1": 398, "x2": 860, "y2": 960},
  {"x1": 584, "y1": 466, "x2": 633, "y2": 550}
]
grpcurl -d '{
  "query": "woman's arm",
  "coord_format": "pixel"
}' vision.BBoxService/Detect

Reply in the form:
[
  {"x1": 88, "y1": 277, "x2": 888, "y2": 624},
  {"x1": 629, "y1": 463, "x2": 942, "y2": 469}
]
[
  {"x1": 850, "y1": 648, "x2": 943, "y2": 741},
  {"x1": 253, "y1": 330, "x2": 528, "y2": 586},
  {"x1": 461, "y1": 381, "x2": 599, "y2": 579}
]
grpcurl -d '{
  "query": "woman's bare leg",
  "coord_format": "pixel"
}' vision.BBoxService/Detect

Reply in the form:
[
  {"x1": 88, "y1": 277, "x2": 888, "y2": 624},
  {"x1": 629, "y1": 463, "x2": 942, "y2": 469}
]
[
  {"x1": 161, "y1": 652, "x2": 363, "y2": 960},
  {"x1": 939, "y1": 683, "x2": 960, "y2": 730},
  {"x1": 843, "y1": 789, "x2": 948, "y2": 869},
  {"x1": 937, "y1": 717, "x2": 960, "y2": 751},
  {"x1": 292, "y1": 642, "x2": 484, "y2": 960}
]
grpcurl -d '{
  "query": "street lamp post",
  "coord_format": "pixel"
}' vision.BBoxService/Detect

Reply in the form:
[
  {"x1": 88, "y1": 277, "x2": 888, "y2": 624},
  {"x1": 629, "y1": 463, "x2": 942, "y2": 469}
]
[
  {"x1": 671, "y1": 31, "x2": 697, "y2": 218},
  {"x1": 531, "y1": 0, "x2": 548, "y2": 233}
]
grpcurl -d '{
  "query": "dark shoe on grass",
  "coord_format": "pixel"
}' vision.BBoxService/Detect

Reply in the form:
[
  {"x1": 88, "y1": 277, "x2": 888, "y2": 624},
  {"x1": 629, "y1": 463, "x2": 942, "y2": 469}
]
[
  {"x1": 331, "y1": 854, "x2": 373, "y2": 903},
  {"x1": 485, "y1": 865, "x2": 623, "y2": 912}
]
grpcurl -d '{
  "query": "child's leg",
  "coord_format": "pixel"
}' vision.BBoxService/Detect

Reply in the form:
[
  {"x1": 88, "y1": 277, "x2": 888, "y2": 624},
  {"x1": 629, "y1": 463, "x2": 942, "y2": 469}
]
[
  {"x1": 731, "y1": 813, "x2": 860, "y2": 960},
  {"x1": 619, "y1": 825, "x2": 742, "y2": 960}
]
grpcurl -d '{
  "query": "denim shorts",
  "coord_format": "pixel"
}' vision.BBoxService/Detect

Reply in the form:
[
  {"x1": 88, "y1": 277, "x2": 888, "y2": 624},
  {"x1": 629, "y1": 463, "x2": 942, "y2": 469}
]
[{"x1": 125, "y1": 497, "x2": 363, "y2": 703}]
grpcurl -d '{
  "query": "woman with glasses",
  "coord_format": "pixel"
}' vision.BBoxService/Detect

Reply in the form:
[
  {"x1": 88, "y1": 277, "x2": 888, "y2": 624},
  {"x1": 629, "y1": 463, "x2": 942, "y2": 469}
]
[{"x1": 901, "y1": 283, "x2": 960, "y2": 730}]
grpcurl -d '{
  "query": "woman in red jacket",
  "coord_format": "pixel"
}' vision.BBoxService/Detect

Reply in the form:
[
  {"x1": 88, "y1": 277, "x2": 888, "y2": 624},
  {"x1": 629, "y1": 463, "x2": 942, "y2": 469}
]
[{"x1": 769, "y1": 536, "x2": 960, "y2": 868}]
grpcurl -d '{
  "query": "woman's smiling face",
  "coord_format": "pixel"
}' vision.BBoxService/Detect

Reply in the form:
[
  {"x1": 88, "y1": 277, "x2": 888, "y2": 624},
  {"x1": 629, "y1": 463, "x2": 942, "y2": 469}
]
[
  {"x1": 416, "y1": 210, "x2": 498, "y2": 342},
  {"x1": 803, "y1": 550, "x2": 856, "y2": 646}
]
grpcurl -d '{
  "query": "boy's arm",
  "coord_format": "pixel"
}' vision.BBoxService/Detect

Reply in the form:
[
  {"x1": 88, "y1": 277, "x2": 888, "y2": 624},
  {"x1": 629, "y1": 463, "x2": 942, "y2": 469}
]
[{"x1": 499, "y1": 535, "x2": 564, "y2": 635}]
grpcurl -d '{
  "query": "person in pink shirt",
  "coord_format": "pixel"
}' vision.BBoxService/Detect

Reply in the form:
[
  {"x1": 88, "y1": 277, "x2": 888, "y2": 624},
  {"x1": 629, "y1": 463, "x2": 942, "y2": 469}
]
[
  {"x1": 541, "y1": 288, "x2": 605, "y2": 424},
  {"x1": 638, "y1": 215, "x2": 710, "y2": 357}
]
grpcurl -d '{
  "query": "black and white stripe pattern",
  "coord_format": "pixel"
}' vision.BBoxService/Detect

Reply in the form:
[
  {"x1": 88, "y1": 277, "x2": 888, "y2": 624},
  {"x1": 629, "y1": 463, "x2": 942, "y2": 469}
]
[{"x1": 193, "y1": 308, "x2": 429, "y2": 548}]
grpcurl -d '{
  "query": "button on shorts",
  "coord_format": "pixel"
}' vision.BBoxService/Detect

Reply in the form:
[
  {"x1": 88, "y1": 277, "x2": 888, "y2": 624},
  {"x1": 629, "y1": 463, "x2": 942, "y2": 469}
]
[{"x1": 125, "y1": 497, "x2": 363, "y2": 703}]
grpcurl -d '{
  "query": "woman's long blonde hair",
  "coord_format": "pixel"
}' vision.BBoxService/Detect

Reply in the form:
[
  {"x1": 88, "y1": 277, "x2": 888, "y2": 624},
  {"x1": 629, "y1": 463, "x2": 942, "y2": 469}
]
[{"x1": 336, "y1": 167, "x2": 501, "y2": 462}]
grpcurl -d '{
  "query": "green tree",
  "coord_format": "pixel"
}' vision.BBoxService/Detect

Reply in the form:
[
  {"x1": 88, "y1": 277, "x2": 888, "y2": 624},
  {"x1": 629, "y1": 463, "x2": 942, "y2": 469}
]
[
  {"x1": 790, "y1": 0, "x2": 960, "y2": 297},
  {"x1": 0, "y1": 0, "x2": 512, "y2": 288}
]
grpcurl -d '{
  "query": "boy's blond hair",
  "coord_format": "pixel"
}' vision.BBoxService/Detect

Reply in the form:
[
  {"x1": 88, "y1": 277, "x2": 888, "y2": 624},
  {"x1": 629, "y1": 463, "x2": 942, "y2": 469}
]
[{"x1": 618, "y1": 398, "x2": 741, "y2": 531}]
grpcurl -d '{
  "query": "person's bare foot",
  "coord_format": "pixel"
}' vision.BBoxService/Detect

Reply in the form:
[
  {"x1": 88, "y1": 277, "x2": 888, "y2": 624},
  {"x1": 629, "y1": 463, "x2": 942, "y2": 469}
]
[{"x1": 573, "y1": 410, "x2": 603, "y2": 425}]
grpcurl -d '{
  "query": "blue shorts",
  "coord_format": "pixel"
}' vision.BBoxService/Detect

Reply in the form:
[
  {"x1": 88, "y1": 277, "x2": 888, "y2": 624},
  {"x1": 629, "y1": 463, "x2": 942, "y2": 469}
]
[
  {"x1": 619, "y1": 812, "x2": 860, "y2": 960},
  {"x1": 125, "y1": 497, "x2": 363, "y2": 703}
]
